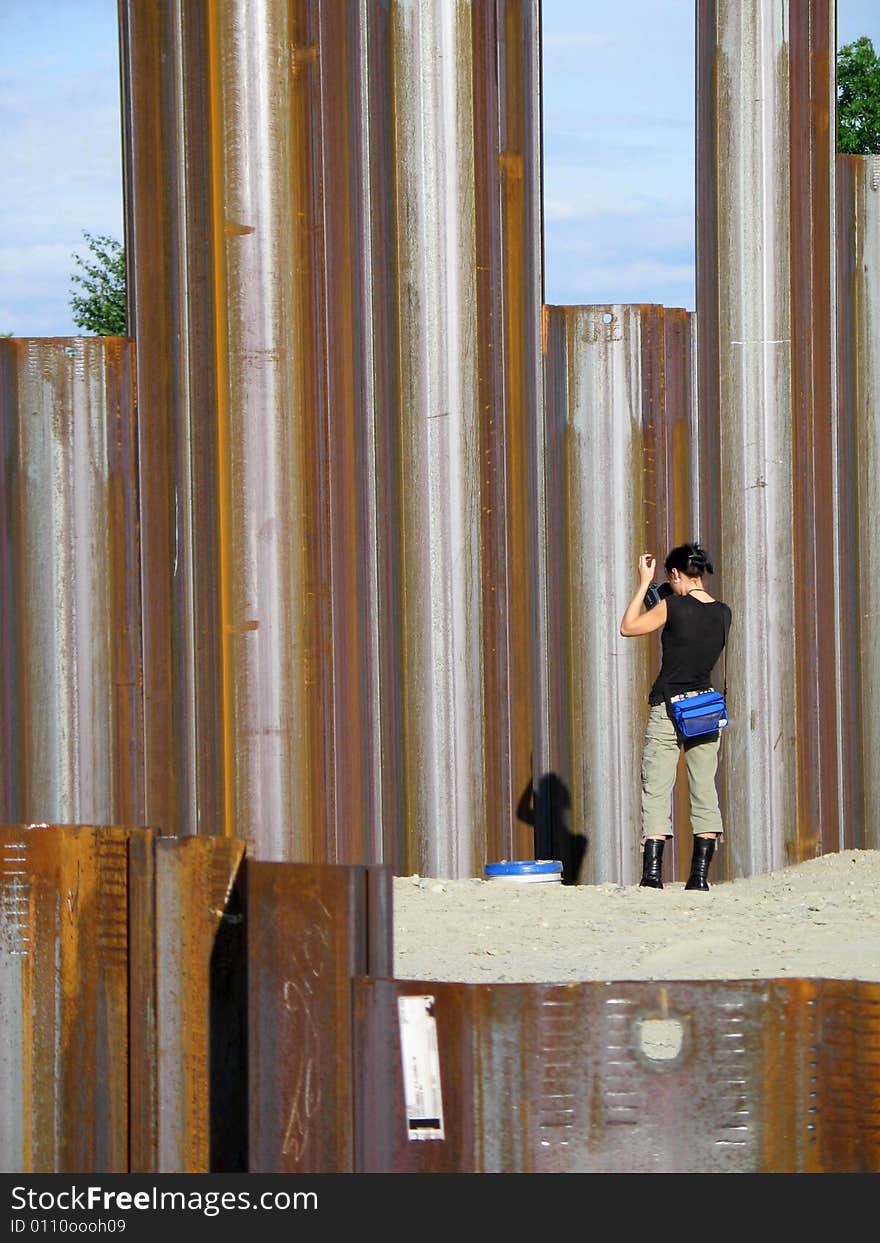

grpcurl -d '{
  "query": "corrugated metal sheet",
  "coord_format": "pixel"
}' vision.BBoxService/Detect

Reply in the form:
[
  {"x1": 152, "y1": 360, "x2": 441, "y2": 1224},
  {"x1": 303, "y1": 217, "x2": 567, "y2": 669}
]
[
  {"x1": 118, "y1": 0, "x2": 544, "y2": 876},
  {"x1": 696, "y1": 0, "x2": 839, "y2": 877},
  {"x1": 0, "y1": 824, "x2": 154, "y2": 1173},
  {"x1": 837, "y1": 154, "x2": 880, "y2": 851},
  {"x1": 354, "y1": 976, "x2": 880, "y2": 1173},
  {"x1": 0, "y1": 339, "x2": 144, "y2": 829},
  {"x1": 542, "y1": 305, "x2": 698, "y2": 885}
]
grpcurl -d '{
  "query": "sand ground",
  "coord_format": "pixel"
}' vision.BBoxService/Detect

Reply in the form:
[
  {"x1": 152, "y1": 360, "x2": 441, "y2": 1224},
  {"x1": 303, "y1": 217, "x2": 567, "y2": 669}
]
[{"x1": 392, "y1": 848, "x2": 880, "y2": 984}]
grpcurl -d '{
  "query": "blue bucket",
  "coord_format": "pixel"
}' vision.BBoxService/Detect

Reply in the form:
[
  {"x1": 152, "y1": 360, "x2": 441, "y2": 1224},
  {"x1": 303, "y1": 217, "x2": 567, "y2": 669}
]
[{"x1": 484, "y1": 859, "x2": 563, "y2": 884}]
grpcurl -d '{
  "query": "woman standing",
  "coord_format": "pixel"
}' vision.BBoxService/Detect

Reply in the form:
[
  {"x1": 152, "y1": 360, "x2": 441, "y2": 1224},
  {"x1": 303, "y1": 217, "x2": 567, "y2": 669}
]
[{"x1": 619, "y1": 542, "x2": 732, "y2": 891}]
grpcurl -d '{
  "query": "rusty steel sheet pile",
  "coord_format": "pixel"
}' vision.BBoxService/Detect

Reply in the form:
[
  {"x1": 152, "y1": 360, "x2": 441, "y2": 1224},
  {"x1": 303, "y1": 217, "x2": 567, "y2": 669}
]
[
  {"x1": 0, "y1": 338, "x2": 144, "y2": 831},
  {"x1": 696, "y1": 0, "x2": 847, "y2": 875},
  {"x1": 836, "y1": 154, "x2": 880, "y2": 852},
  {"x1": 354, "y1": 977, "x2": 880, "y2": 1173},
  {"x1": 0, "y1": 824, "x2": 154, "y2": 1173},
  {"x1": 542, "y1": 305, "x2": 698, "y2": 887},
  {"x1": 118, "y1": 0, "x2": 545, "y2": 877}
]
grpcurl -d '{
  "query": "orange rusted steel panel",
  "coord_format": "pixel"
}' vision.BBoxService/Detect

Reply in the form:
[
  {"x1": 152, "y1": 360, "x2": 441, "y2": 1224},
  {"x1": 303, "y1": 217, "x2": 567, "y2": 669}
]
[
  {"x1": 354, "y1": 977, "x2": 880, "y2": 1173},
  {"x1": 149, "y1": 836, "x2": 247, "y2": 1173},
  {"x1": 0, "y1": 824, "x2": 153, "y2": 1173},
  {"x1": 246, "y1": 861, "x2": 391, "y2": 1172},
  {"x1": 836, "y1": 155, "x2": 880, "y2": 851},
  {"x1": 0, "y1": 339, "x2": 145, "y2": 829},
  {"x1": 696, "y1": 0, "x2": 840, "y2": 875},
  {"x1": 542, "y1": 306, "x2": 697, "y2": 885}
]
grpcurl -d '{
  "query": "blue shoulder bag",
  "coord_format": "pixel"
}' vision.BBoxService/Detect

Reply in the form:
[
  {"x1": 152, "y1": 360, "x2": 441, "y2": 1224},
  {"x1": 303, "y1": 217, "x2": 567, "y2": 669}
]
[{"x1": 663, "y1": 606, "x2": 730, "y2": 740}]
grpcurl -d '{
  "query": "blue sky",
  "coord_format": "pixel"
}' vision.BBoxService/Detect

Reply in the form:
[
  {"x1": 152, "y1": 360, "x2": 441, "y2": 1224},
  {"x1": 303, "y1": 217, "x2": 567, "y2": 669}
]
[{"x1": 1, "y1": 1, "x2": 879, "y2": 334}]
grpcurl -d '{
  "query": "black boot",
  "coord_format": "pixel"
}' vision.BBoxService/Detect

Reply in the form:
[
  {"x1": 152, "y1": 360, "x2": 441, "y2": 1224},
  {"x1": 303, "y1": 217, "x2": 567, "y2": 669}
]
[
  {"x1": 685, "y1": 836, "x2": 716, "y2": 890},
  {"x1": 639, "y1": 839, "x2": 665, "y2": 889}
]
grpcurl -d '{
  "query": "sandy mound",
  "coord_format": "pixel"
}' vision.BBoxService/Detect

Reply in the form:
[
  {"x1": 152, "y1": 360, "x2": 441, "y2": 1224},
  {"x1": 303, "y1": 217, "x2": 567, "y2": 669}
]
[{"x1": 392, "y1": 848, "x2": 880, "y2": 984}]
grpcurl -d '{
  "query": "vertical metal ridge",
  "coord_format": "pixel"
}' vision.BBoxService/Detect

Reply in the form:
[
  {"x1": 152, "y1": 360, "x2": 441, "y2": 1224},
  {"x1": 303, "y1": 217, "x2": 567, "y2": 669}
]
[
  {"x1": 837, "y1": 153, "x2": 880, "y2": 849},
  {"x1": 788, "y1": 0, "x2": 840, "y2": 859}
]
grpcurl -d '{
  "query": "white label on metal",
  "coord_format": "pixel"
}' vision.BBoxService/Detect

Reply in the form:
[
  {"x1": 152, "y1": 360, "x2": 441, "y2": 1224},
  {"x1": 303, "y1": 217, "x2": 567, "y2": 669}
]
[{"x1": 397, "y1": 994, "x2": 445, "y2": 1141}]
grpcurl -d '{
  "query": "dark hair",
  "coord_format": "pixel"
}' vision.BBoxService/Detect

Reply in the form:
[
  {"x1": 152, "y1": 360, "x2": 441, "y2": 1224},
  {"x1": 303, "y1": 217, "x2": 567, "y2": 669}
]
[{"x1": 664, "y1": 541, "x2": 714, "y2": 577}]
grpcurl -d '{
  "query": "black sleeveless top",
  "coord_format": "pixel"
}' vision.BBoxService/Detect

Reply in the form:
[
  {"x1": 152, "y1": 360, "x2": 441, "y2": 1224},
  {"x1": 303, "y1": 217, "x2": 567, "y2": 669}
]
[{"x1": 648, "y1": 593, "x2": 732, "y2": 706}]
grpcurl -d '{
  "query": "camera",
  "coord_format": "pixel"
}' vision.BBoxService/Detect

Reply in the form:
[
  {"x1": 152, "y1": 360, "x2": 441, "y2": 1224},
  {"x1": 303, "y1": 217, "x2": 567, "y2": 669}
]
[{"x1": 644, "y1": 581, "x2": 673, "y2": 610}]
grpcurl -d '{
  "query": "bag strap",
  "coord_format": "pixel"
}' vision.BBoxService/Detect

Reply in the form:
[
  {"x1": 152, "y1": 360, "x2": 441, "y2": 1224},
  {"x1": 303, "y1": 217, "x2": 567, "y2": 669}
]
[{"x1": 719, "y1": 605, "x2": 730, "y2": 697}]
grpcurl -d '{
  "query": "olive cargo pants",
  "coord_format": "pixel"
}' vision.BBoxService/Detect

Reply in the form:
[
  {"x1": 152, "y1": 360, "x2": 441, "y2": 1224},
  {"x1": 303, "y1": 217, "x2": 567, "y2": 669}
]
[{"x1": 640, "y1": 704, "x2": 724, "y2": 843}]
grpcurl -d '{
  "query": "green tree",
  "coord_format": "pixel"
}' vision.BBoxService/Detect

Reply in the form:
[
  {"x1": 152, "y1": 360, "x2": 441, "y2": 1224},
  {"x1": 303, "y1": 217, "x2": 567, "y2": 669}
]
[
  {"x1": 69, "y1": 231, "x2": 127, "y2": 336},
  {"x1": 838, "y1": 36, "x2": 880, "y2": 154}
]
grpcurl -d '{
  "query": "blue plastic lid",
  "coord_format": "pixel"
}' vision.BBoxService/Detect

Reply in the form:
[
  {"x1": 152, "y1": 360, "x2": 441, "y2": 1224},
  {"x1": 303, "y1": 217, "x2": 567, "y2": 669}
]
[{"x1": 485, "y1": 859, "x2": 563, "y2": 878}]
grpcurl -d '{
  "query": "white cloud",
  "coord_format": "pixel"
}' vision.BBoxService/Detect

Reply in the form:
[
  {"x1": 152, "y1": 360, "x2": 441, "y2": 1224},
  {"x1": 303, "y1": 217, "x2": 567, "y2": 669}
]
[{"x1": 543, "y1": 200, "x2": 581, "y2": 223}]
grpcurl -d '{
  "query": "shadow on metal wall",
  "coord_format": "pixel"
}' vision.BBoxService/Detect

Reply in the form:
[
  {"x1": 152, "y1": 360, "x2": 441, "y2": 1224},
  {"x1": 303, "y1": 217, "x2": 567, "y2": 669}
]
[{"x1": 516, "y1": 772, "x2": 587, "y2": 886}]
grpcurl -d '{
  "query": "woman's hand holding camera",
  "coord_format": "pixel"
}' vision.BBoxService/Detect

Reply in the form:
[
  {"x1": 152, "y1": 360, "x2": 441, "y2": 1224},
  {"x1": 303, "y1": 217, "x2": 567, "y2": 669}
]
[{"x1": 638, "y1": 552, "x2": 656, "y2": 586}]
